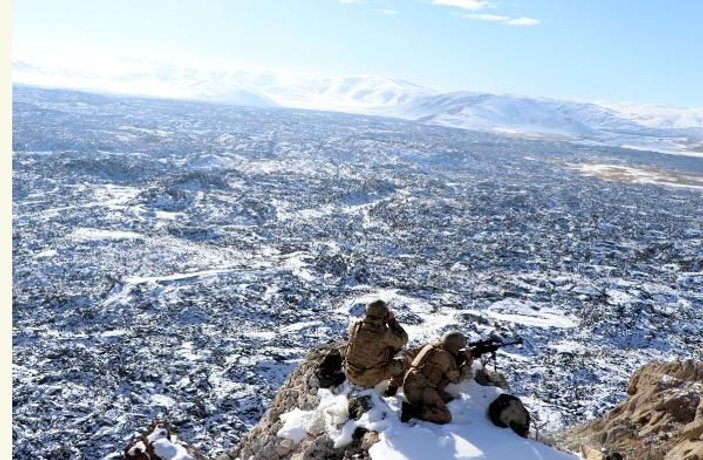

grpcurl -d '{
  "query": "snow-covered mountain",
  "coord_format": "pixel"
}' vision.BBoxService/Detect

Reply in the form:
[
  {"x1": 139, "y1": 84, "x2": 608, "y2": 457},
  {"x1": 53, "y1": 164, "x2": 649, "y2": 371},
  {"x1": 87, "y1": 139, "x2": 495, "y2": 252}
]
[
  {"x1": 13, "y1": 60, "x2": 433, "y2": 112},
  {"x1": 12, "y1": 59, "x2": 703, "y2": 153},
  {"x1": 238, "y1": 73, "x2": 435, "y2": 111},
  {"x1": 391, "y1": 91, "x2": 701, "y2": 140},
  {"x1": 391, "y1": 92, "x2": 703, "y2": 155},
  {"x1": 390, "y1": 92, "x2": 599, "y2": 138},
  {"x1": 603, "y1": 101, "x2": 703, "y2": 129},
  {"x1": 13, "y1": 60, "x2": 703, "y2": 153}
]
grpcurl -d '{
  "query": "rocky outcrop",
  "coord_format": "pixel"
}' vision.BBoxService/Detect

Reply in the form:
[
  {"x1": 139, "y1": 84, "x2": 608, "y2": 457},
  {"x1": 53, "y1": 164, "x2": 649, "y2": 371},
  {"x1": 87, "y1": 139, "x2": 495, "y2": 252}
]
[
  {"x1": 562, "y1": 359, "x2": 703, "y2": 460},
  {"x1": 124, "y1": 420, "x2": 210, "y2": 460},
  {"x1": 124, "y1": 343, "x2": 360, "y2": 460},
  {"x1": 124, "y1": 349, "x2": 700, "y2": 460},
  {"x1": 122, "y1": 342, "x2": 538, "y2": 460},
  {"x1": 215, "y1": 341, "x2": 382, "y2": 460}
]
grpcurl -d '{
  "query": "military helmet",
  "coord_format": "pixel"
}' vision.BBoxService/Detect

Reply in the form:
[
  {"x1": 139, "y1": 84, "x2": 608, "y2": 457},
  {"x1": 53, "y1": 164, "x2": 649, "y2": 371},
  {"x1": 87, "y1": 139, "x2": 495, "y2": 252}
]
[
  {"x1": 365, "y1": 300, "x2": 388, "y2": 319},
  {"x1": 441, "y1": 330, "x2": 467, "y2": 353}
]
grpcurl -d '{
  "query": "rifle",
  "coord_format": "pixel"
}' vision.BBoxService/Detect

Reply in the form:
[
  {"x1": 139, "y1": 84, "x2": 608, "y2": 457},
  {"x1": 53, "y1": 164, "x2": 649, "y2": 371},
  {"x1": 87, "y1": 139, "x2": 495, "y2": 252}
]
[{"x1": 461, "y1": 337, "x2": 523, "y2": 371}]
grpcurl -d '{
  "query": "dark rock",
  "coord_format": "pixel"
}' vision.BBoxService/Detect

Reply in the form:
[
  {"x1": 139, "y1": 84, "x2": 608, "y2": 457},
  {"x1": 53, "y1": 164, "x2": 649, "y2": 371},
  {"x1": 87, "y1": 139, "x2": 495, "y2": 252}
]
[
  {"x1": 487, "y1": 394, "x2": 531, "y2": 438},
  {"x1": 348, "y1": 394, "x2": 374, "y2": 421},
  {"x1": 315, "y1": 348, "x2": 346, "y2": 389}
]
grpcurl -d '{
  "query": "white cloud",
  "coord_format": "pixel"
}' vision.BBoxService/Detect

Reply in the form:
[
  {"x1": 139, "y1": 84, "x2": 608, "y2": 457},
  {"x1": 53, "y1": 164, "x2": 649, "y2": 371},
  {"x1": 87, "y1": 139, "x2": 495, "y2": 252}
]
[
  {"x1": 464, "y1": 14, "x2": 509, "y2": 21},
  {"x1": 462, "y1": 13, "x2": 540, "y2": 26},
  {"x1": 377, "y1": 9, "x2": 399, "y2": 16},
  {"x1": 505, "y1": 16, "x2": 540, "y2": 26},
  {"x1": 431, "y1": 0, "x2": 491, "y2": 11}
]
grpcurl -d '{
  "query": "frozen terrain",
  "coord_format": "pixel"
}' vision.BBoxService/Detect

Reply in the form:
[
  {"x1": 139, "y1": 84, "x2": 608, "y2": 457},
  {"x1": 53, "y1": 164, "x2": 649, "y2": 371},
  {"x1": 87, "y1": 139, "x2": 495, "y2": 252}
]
[
  {"x1": 277, "y1": 374, "x2": 580, "y2": 459},
  {"x1": 13, "y1": 61, "x2": 703, "y2": 154},
  {"x1": 12, "y1": 86, "x2": 703, "y2": 459}
]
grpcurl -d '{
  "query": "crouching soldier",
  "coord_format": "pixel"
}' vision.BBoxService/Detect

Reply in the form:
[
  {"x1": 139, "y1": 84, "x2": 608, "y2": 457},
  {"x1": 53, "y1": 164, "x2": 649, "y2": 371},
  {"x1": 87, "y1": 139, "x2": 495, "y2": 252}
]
[
  {"x1": 401, "y1": 331, "x2": 472, "y2": 424},
  {"x1": 344, "y1": 300, "x2": 409, "y2": 396}
]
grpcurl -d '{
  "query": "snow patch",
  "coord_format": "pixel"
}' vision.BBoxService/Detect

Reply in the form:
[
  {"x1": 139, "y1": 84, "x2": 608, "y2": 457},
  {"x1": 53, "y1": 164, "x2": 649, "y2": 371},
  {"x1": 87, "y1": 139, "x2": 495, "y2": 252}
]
[
  {"x1": 281, "y1": 252, "x2": 317, "y2": 282},
  {"x1": 485, "y1": 299, "x2": 577, "y2": 329},
  {"x1": 128, "y1": 426, "x2": 195, "y2": 460},
  {"x1": 71, "y1": 228, "x2": 143, "y2": 242},
  {"x1": 150, "y1": 394, "x2": 177, "y2": 409},
  {"x1": 567, "y1": 163, "x2": 703, "y2": 190},
  {"x1": 276, "y1": 380, "x2": 580, "y2": 459},
  {"x1": 278, "y1": 408, "x2": 318, "y2": 444},
  {"x1": 33, "y1": 249, "x2": 58, "y2": 259}
]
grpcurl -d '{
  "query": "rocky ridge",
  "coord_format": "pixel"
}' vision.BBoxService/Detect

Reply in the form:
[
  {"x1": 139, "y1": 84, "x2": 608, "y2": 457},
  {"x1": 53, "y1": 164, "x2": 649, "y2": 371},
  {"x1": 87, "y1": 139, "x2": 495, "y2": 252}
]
[
  {"x1": 124, "y1": 342, "x2": 562, "y2": 459},
  {"x1": 215, "y1": 342, "x2": 378, "y2": 460},
  {"x1": 124, "y1": 352, "x2": 702, "y2": 460},
  {"x1": 562, "y1": 359, "x2": 703, "y2": 459}
]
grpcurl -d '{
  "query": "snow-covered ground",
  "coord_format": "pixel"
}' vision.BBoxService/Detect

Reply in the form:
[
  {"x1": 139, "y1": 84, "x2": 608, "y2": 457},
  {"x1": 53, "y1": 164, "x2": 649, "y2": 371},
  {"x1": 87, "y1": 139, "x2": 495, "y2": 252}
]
[
  {"x1": 277, "y1": 374, "x2": 580, "y2": 459},
  {"x1": 566, "y1": 162, "x2": 703, "y2": 190},
  {"x1": 12, "y1": 86, "x2": 703, "y2": 458}
]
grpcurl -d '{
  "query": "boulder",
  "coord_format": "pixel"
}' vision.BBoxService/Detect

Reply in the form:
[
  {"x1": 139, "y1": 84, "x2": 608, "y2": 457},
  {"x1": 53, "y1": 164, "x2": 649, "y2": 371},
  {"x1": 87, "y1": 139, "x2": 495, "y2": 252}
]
[
  {"x1": 562, "y1": 359, "x2": 703, "y2": 460},
  {"x1": 217, "y1": 341, "x2": 382, "y2": 460},
  {"x1": 124, "y1": 420, "x2": 210, "y2": 460}
]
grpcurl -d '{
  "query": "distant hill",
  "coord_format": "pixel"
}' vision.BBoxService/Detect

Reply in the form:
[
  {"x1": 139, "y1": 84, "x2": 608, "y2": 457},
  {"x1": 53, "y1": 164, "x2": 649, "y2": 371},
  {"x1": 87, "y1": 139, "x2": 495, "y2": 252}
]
[{"x1": 13, "y1": 60, "x2": 703, "y2": 154}]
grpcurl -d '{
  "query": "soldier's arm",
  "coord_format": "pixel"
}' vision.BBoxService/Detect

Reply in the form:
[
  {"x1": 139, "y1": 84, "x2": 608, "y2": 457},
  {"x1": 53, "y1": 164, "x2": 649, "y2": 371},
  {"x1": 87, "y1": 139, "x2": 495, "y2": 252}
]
[
  {"x1": 441, "y1": 351, "x2": 472, "y2": 384},
  {"x1": 384, "y1": 318, "x2": 408, "y2": 350}
]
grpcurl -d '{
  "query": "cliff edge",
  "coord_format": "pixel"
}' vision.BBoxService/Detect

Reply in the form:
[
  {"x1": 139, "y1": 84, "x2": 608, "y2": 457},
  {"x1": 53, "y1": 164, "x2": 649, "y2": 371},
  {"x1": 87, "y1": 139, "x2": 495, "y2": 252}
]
[{"x1": 562, "y1": 359, "x2": 703, "y2": 460}]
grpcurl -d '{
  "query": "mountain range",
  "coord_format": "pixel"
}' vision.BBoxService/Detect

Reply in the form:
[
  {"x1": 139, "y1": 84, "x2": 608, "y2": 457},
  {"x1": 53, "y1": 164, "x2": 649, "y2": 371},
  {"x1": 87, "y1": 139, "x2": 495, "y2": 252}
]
[{"x1": 13, "y1": 60, "x2": 703, "y2": 155}]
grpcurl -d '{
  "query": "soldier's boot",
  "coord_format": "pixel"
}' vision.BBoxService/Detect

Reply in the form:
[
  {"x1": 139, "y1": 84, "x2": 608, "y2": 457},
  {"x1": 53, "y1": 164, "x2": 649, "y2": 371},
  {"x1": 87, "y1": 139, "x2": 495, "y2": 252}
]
[
  {"x1": 383, "y1": 384, "x2": 399, "y2": 397},
  {"x1": 384, "y1": 361, "x2": 406, "y2": 397},
  {"x1": 422, "y1": 403, "x2": 452, "y2": 424},
  {"x1": 439, "y1": 389, "x2": 454, "y2": 403},
  {"x1": 400, "y1": 402, "x2": 416, "y2": 423}
]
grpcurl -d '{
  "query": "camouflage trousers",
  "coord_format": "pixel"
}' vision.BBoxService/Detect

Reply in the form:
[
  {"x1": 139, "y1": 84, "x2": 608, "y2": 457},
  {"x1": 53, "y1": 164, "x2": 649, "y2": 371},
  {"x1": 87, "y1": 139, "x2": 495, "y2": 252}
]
[
  {"x1": 345, "y1": 357, "x2": 408, "y2": 388},
  {"x1": 403, "y1": 371, "x2": 454, "y2": 424}
]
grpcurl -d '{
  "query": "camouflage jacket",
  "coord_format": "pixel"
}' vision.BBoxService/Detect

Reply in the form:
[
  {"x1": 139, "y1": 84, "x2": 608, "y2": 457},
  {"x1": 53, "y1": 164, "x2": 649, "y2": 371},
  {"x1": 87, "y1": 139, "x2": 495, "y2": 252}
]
[
  {"x1": 406, "y1": 342, "x2": 471, "y2": 389},
  {"x1": 344, "y1": 317, "x2": 408, "y2": 374}
]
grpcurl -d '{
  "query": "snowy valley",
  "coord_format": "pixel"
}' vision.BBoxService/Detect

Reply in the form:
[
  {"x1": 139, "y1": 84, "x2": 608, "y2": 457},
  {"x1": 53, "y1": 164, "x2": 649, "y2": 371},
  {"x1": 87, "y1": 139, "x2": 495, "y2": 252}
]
[{"x1": 11, "y1": 86, "x2": 703, "y2": 459}]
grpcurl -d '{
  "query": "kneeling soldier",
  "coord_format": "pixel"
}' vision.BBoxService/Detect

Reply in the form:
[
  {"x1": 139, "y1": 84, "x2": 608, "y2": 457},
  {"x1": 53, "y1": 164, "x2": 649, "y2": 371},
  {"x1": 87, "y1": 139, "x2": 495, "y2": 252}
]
[
  {"x1": 401, "y1": 330, "x2": 473, "y2": 424},
  {"x1": 344, "y1": 300, "x2": 409, "y2": 396}
]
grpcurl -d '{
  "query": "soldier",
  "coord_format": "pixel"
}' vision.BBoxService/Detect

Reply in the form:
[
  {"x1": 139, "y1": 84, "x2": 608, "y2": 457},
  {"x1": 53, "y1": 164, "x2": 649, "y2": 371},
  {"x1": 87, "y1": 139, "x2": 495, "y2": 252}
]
[
  {"x1": 344, "y1": 300, "x2": 409, "y2": 396},
  {"x1": 401, "y1": 330, "x2": 473, "y2": 424}
]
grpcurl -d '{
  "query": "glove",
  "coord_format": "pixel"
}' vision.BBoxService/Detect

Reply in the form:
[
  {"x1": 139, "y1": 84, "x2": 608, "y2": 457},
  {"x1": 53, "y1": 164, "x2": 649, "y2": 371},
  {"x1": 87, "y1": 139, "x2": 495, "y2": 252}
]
[
  {"x1": 464, "y1": 350, "x2": 474, "y2": 364},
  {"x1": 458, "y1": 351, "x2": 473, "y2": 368}
]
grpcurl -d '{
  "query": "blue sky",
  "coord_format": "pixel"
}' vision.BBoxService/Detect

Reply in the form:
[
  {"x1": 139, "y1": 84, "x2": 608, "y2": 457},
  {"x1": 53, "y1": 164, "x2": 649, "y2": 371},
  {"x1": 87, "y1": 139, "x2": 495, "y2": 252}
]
[{"x1": 13, "y1": 0, "x2": 703, "y2": 106}]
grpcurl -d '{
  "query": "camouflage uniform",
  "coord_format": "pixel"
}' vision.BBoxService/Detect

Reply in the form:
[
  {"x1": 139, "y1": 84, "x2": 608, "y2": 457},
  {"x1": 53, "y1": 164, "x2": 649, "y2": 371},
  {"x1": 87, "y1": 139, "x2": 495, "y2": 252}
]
[
  {"x1": 344, "y1": 315, "x2": 408, "y2": 388},
  {"x1": 402, "y1": 341, "x2": 472, "y2": 424}
]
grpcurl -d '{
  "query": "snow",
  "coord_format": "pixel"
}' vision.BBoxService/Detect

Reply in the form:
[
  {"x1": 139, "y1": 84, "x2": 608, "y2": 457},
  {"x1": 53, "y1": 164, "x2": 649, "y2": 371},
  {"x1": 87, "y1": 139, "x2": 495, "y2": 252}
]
[
  {"x1": 277, "y1": 378, "x2": 581, "y2": 459},
  {"x1": 130, "y1": 426, "x2": 196, "y2": 460},
  {"x1": 278, "y1": 408, "x2": 318, "y2": 444},
  {"x1": 282, "y1": 252, "x2": 317, "y2": 282},
  {"x1": 12, "y1": 86, "x2": 703, "y2": 459},
  {"x1": 152, "y1": 439, "x2": 194, "y2": 460},
  {"x1": 100, "y1": 329, "x2": 128, "y2": 338},
  {"x1": 71, "y1": 228, "x2": 143, "y2": 242},
  {"x1": 567, "y1": 162, "x2": 703, "y2": 189},
  {"x1": 484, "y1": 300, "x2": 577, "y2": 329},
  {"x1": 150, "y1": 394, "x2": 177, "y2": 409},
  {"x1": 33, "y1": 249, "x2": 57, "y2": 259},
  {"x1": 601, "y1": 101, "x2": 703, "y2": 129},
  {"x1": 14, "y1": 59, "x2": 703, "y2": 155}
]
